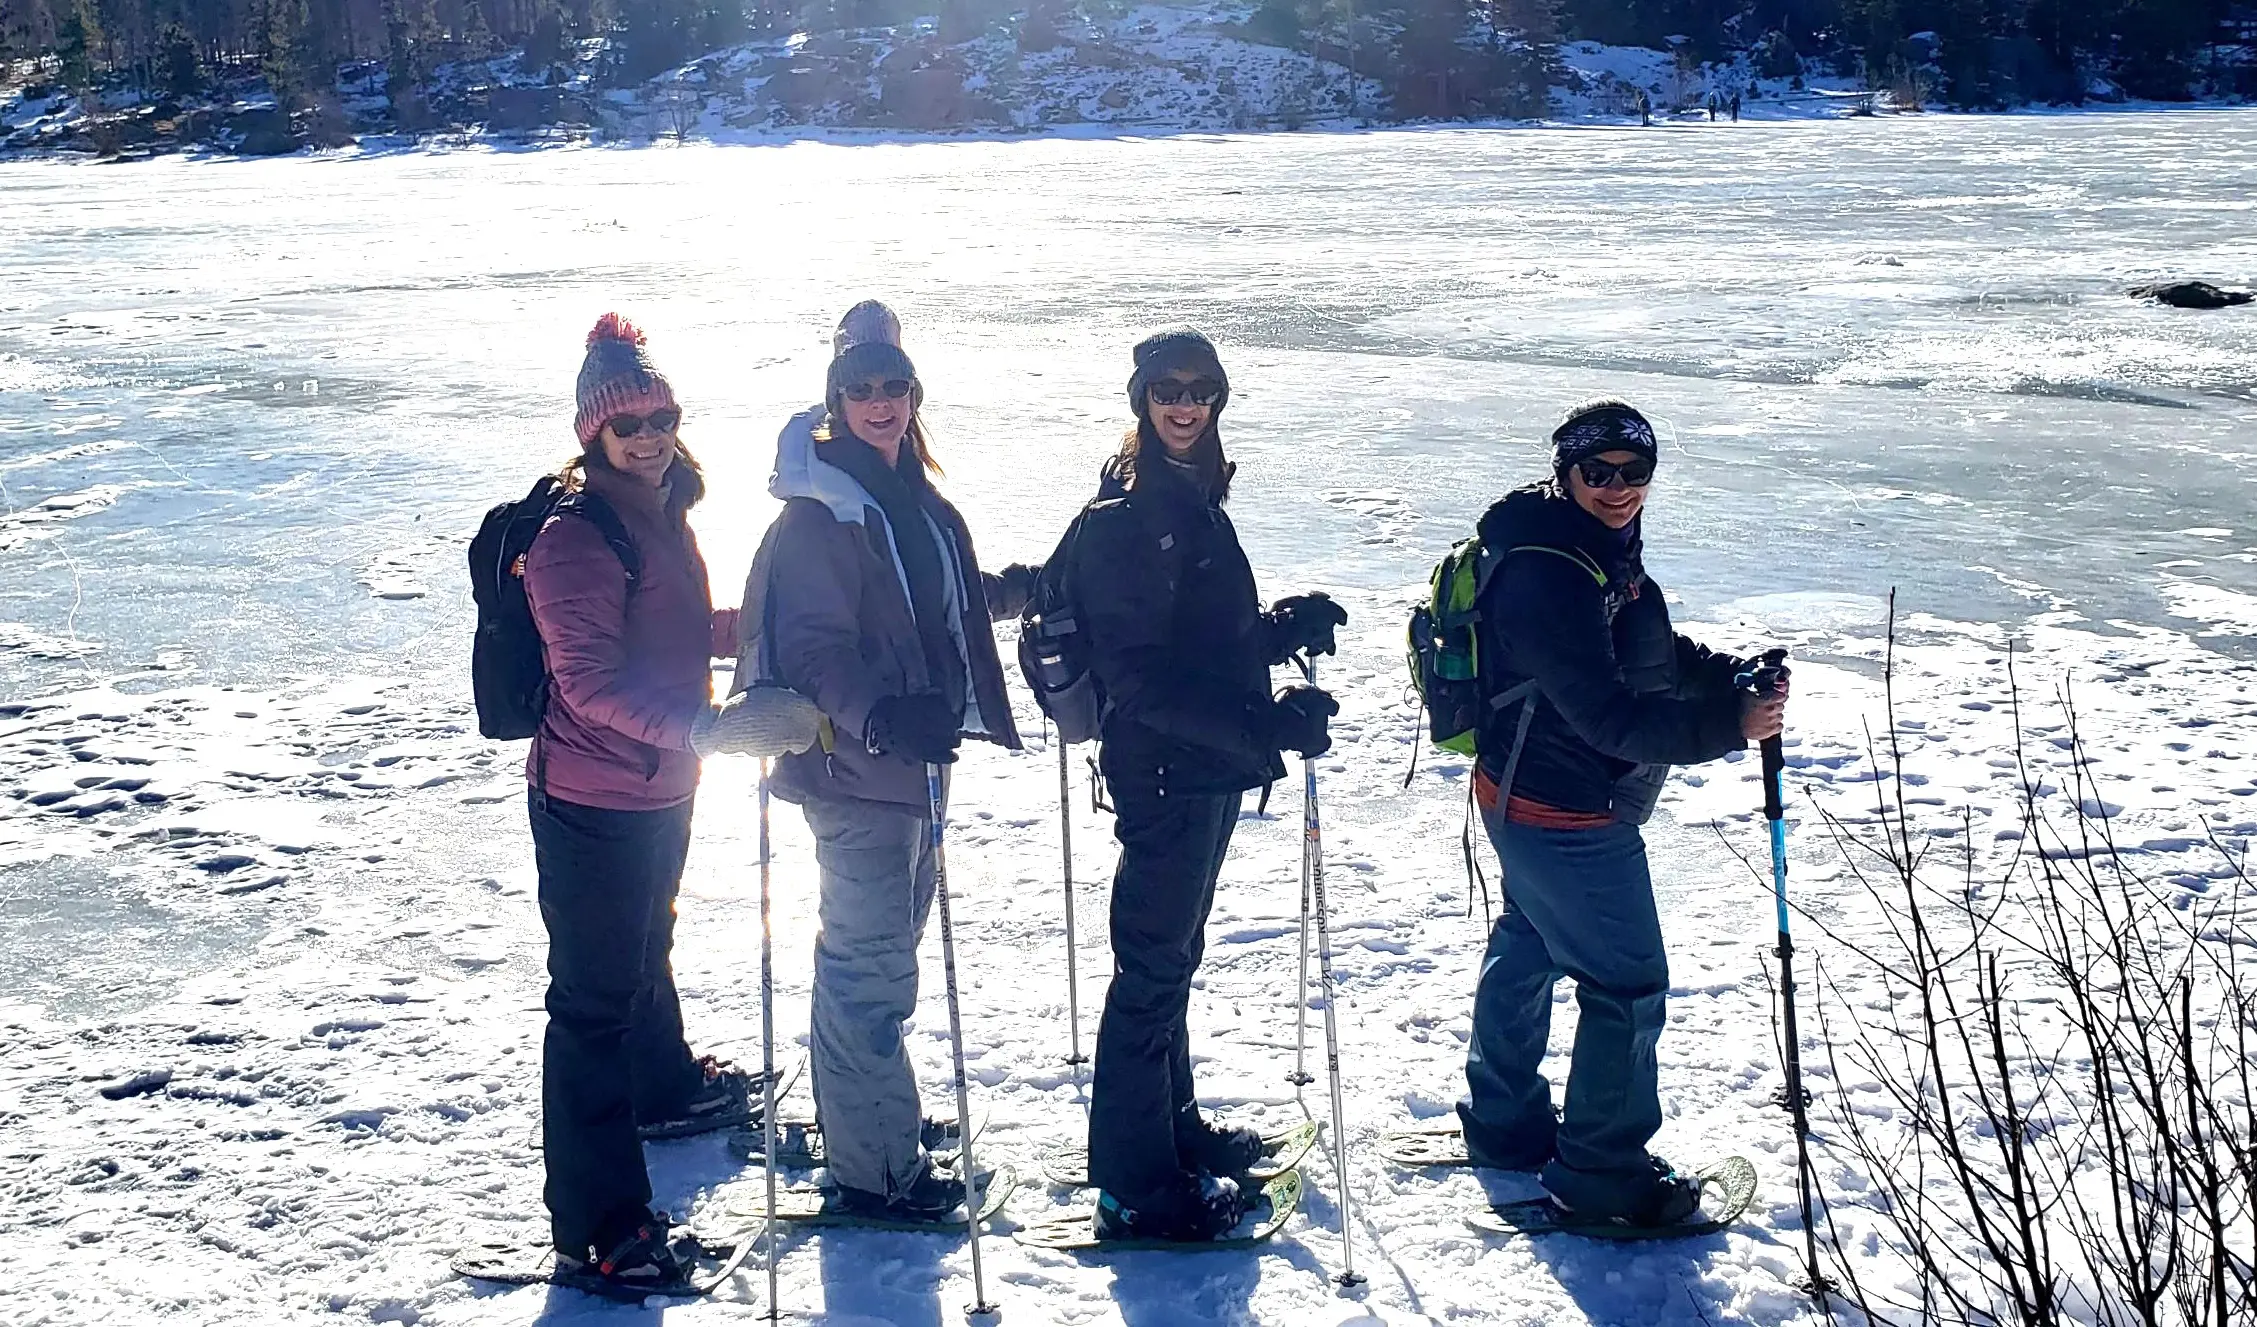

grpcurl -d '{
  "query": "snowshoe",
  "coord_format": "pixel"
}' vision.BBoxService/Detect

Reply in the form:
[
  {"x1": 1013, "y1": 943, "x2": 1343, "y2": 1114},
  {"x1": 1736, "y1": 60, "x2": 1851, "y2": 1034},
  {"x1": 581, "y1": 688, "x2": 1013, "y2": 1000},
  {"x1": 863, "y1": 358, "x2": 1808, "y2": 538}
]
[
  {"x1": 1016, "y1": 1170, "x2": 1302, "y2": 1253},
  {"x1": 1469, "y1": 1156, "x2": 1758, "y2": 1241},
  {"x1": 1092, "y1": 1173, "x2": 1245, "y2": 1243},
  {"x1": 454, "y1": 1225, "x2": 751, "y2": 1300},
  {"x1": 638, "y1": 1056, "x2": 766, "y2": 1142},
  {"x1": 1540, "y1": 1154, "x2": 1704, "y2": 1226}
]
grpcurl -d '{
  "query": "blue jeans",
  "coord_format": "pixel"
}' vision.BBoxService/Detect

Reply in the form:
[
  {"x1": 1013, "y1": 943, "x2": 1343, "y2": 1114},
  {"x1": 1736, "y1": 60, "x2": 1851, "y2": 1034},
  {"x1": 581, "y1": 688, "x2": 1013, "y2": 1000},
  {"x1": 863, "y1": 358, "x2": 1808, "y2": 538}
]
[{"x1": 1458, "y1": 809, "x2": 1669, "y2": 1188}]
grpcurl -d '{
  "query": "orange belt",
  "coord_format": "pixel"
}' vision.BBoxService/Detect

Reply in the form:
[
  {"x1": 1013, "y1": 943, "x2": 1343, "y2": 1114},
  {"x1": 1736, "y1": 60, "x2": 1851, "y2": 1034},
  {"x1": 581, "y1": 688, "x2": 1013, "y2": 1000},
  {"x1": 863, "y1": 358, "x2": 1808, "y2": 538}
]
[{"x1": 1473, "y1": 768, "x2": 1613, "y2": 829}]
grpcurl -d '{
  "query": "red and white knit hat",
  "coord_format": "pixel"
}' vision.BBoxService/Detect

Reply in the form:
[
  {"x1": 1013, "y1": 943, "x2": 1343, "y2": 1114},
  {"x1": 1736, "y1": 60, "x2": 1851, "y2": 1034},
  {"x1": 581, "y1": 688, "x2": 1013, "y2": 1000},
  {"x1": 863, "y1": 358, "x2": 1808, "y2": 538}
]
[{"x1": 574, "y1": 314, "x2": 678, "y2": 446}]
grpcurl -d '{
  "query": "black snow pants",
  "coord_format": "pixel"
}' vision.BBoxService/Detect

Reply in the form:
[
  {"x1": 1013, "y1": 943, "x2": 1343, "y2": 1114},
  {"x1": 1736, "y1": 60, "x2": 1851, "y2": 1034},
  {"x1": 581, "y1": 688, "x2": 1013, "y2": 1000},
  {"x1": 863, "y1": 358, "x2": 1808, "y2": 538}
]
[
  {"x1": 529, "y1": 790, "x2": 704, "y2": 1255},
  {"x1": 1086, "y1": 785, "x2": 1242, "y2": 1204}
]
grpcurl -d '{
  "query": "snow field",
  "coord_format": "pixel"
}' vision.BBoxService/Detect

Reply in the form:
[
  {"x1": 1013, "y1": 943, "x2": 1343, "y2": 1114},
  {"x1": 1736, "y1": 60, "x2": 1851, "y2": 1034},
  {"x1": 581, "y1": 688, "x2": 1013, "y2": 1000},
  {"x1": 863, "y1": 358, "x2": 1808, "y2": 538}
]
[{"x1": 5, "y1": 559, "x2": 2251, "y2": 1324}]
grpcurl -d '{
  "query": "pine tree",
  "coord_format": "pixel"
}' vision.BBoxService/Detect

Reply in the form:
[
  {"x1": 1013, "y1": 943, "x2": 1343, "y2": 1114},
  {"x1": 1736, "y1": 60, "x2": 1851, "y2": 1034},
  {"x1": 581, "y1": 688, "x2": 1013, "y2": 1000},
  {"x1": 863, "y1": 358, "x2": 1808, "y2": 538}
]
[
  {"x1": 1490, "y1": 0, "x2": 1560, "y2": 116},
  {"x1": 57, "y1": 0, "x2": 105, "y2": 87},
  {"x1": 159, "y1": 18, "x2": 203, "y2": 93}
]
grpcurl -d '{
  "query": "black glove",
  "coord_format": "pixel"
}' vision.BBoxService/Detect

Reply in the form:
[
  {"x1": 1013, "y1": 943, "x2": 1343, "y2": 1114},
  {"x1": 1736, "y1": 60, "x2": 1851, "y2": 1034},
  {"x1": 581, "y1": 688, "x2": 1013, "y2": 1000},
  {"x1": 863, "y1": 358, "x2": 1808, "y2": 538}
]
[
  {"x1": 1264, "y1": 685, "x2": 1339, "y2": 759},
  {"x1": 1266, "y1": 592, "x2": 1348, "y2": 662},
  {"x1": 865, "y1": 693, "x2": 962, "y2": 765},
  {"x1": 990, "y1": 562, "x2": 1041, "y2": 619}
]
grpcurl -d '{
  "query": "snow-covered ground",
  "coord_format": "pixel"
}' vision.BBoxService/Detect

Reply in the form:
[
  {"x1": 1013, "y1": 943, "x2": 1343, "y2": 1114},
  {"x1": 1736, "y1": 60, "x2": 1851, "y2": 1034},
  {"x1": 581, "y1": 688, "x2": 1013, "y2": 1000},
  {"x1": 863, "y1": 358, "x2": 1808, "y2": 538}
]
[{"x1": 2, "y1": 113, "x2": 2254, "y2": 1325}]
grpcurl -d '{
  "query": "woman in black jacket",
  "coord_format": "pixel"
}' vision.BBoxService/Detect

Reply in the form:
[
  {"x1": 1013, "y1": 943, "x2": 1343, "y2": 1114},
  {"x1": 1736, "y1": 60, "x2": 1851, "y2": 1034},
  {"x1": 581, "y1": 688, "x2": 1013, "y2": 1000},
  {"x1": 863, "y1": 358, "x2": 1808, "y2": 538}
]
[{"x1": 1070, "y1": 330, "x2": 1345, "y2": 1241}]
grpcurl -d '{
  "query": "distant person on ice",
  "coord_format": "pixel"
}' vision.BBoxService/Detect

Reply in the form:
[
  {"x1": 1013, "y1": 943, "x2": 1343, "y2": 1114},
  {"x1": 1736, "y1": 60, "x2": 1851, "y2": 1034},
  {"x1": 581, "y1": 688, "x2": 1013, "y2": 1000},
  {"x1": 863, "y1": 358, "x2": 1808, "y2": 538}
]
[
  {"x1": 1069, "y1": 330, "x2": 1344, "y2": 1241},
  {"x1": 520, "y1": 315, "x2": 818, "y2": 1294},
  {"x1": 1452, "y1": 399, "x2": 1786, "y2": 1226},
  {"x1": 753, "y1": 318, "x2": 1036, "y2": 1220}
]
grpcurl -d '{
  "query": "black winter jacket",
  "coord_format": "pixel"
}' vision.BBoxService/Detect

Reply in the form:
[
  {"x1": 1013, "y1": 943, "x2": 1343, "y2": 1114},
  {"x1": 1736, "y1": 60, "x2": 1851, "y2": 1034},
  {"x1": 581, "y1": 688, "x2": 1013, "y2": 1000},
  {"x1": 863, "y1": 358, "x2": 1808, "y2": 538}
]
[
  {"x1": 1472, "y1": 483, "x2": 1748, "y2": 821},
  {"x1": 1070, "y1": 450, "x2": 1289, "y2": 799}
]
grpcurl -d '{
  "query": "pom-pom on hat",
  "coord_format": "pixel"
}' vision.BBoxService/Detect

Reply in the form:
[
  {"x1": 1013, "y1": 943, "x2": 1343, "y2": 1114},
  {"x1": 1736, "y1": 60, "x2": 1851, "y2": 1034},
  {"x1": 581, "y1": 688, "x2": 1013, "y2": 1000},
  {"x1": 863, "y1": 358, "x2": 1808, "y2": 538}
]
[
  {"x1": 574, "y1": 314, "x2": 679, "y2": 446},
  {"x1": 1127, "y1": 328, "x2": 1230, "y2": 421},
  {"x1": 1550, "y1": 399, "x2": 1658, "y2": 476},
  {"x1": 833, "y1": 300, "x2": 902, "y2": 355}
]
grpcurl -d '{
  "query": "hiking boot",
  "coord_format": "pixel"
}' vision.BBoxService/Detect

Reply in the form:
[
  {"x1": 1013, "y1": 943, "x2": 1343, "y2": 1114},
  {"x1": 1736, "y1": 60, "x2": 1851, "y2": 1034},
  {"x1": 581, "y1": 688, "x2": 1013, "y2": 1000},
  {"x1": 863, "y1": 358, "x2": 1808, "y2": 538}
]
[
  {"x1": 638, "y1": 1056, "x2": 755, "y2": 1141},
  {"x1": 1457, "y1": 1101, "x2": 1558, "y2": 1173},
  {"x1": 1093, "y1": 1172, "x2": 1245, "y2": 1243},
  {"x1": 1539, "y1": 1154, "x2": 1702, "y2": 1227},
  {"x1": 559, "y1": 1211, "x2": 698, "y2": 1298},
  {"x1": 1177, "y1": 1109, "x2": 1264, "y2": 1180},
  {"x1": 831, "y1": 1156, "x2": 967, "y2": 1223}
]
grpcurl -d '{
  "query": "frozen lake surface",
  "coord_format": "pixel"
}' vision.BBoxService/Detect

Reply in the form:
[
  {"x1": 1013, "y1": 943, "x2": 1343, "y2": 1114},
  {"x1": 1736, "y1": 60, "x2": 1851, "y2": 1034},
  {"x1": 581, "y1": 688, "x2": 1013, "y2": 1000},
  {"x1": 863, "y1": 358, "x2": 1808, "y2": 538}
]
[{"x1": 1, "y1": 113, "x2": 2254, "y2": 1325}]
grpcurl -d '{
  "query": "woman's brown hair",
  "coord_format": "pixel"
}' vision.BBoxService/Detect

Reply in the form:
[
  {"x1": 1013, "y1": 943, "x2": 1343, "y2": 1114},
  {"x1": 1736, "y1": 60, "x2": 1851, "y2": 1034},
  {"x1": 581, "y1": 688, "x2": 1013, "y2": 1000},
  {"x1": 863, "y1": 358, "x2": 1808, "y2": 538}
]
[
  {"x1": 815, "y1": 413, "x2": 943, "y2": 478},
  {"x1": 560, "y1": 436, "x2": 707, "y2": 513},
  {"x1": 1111, "y1": 417, "x2": 1231, "y2": 502}
]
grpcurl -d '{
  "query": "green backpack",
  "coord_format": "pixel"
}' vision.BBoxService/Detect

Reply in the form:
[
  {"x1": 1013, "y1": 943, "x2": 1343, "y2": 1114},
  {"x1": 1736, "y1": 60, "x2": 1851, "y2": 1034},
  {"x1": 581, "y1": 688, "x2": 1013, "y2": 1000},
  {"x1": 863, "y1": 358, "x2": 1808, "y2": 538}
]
[{"x1": 1406, "y1": 536, "x2": 1610, "y2": 757}]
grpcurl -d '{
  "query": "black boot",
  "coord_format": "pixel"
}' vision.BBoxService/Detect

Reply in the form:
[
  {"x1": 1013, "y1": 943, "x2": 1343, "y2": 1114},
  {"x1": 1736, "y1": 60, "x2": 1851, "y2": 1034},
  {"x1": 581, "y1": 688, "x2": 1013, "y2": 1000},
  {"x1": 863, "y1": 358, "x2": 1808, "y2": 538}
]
[
  {"x1": 1094, "y1": 1172, "x2": 1245, "y2": 1242},
  {"x1": 1541, "y1": 1154, "x2": 1702, "y2": 1226},
  {"x1": 1177, "y1": 1109, "x2": 1264, "y2": 1180},
  {"x1": 559, "y1": 1210, "x2": 698, "y2": 1298},
  {"x1": 831, "y1": 1156, "x2": 966, "y2": 1222},
  {"x1": 638, "y1": 1056, "x2": 757, "y2": 1141}
]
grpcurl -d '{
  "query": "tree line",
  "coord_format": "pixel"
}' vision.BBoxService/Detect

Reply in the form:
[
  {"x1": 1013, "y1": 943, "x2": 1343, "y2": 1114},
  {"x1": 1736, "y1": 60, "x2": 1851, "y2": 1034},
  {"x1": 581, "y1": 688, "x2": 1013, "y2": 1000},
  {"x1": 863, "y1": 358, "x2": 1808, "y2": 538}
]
[{"x1": 0, "y1": 0, "x2": 2244, "y2": 117}]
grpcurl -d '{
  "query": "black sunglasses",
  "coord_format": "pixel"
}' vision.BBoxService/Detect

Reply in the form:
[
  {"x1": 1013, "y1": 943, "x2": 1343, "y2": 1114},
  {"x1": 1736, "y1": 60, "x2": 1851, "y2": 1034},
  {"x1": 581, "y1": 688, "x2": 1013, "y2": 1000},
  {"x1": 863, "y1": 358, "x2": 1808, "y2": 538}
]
[
  {"x1": 843, "y1": 378, "x2": 915, "y2": 403},
  {"x1": 1147, "y1": 378, "x2": 1223, "y2": 408},
  {"x1": 606, "y1": 408, "x2": 680, "y2": 439},
  {"x1": 1575, "y1": 455, "x2": 1656, "y2": 490}
]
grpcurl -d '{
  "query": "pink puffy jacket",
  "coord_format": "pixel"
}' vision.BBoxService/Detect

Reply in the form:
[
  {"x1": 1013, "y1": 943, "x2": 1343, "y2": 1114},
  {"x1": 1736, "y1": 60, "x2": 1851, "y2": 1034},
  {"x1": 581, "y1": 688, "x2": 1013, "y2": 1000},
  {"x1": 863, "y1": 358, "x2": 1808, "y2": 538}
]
[{"x1": 522, "y1": 462, "x2": 737, "y2": 811}]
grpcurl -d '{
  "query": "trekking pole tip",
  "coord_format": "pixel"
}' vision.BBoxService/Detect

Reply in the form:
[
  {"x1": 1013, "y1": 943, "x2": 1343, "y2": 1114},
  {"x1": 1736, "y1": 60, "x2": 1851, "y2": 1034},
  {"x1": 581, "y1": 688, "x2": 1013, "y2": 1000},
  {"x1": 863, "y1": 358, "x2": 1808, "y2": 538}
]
[{"x1": 1334, "y1": 1271, "x2": 1368, "y2": 1289}]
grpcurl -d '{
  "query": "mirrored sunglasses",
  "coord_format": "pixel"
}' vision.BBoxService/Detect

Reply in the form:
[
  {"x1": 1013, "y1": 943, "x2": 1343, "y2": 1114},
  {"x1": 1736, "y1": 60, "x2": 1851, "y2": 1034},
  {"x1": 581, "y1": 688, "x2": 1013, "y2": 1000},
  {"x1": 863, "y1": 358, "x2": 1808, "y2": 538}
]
[
  {"x1": 1147, "y1": 378, "x2": 1223, "y2": 408},
  {"x1": 1574, "y1": 455, "x2": 1656, "y2": 490},
  {"x1": 843, "y1": 378, "x2": 915, "y2": 403}
]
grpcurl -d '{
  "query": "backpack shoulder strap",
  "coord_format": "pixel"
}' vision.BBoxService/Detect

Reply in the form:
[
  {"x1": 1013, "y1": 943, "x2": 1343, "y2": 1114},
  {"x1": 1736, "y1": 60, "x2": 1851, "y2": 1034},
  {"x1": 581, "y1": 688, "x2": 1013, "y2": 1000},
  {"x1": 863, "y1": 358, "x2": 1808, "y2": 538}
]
[
  {"x1": 1504, "y1": 543, "x2": 1608, "y2": 588},
  {"x1": 555, "y1": 490, "x2": 642, "y2": 586}
]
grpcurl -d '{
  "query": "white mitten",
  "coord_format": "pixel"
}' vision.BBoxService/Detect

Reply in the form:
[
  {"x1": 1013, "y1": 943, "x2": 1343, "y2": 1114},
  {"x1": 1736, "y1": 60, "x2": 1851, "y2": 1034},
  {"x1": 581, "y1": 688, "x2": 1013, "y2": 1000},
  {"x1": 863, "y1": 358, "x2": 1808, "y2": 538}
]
[{"x1": 693, "y1": 687, "x2": 824, "y2": 759}]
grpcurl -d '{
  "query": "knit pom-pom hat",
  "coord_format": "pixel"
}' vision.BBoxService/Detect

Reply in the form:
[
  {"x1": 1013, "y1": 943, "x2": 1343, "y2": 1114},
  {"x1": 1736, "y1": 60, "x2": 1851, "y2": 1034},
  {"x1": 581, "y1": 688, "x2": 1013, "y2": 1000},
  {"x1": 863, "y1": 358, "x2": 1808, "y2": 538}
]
[
  {"x1": 574, "y1": 314, "x2": 679, "y2": 446},
  {"x1": 825, "y1": 340, "x2": 922, "y2": 416}
]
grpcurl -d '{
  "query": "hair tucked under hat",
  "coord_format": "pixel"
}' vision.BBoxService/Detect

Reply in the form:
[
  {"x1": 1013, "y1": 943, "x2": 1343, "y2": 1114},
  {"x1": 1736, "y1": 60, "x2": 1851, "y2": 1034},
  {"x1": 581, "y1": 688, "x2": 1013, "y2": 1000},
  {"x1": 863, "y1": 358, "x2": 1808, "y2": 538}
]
[{"x1": 574, "y1": 314, "x2": 678, "y2": 446}]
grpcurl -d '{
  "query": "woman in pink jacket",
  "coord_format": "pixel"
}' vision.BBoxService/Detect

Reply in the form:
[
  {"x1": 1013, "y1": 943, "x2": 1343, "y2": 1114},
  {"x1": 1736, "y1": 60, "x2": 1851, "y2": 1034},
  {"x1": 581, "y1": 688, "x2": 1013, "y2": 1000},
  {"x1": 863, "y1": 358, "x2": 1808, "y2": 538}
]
[{"x1": 520, "y1": 315, "x2": 814, "y2": 1295}]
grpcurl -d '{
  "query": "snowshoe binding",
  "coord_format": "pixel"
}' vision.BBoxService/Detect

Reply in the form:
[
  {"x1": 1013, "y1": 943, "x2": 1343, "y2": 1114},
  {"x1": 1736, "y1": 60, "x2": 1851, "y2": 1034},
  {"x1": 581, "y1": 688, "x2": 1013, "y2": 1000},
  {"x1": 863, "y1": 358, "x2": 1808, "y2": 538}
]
[
  {"x1": 1092, "y1": 1173, "x2": 1246, "y2": 1243},
  {"x1": 638, "y1": 1056, "x2": 759, "y2": 1142}
]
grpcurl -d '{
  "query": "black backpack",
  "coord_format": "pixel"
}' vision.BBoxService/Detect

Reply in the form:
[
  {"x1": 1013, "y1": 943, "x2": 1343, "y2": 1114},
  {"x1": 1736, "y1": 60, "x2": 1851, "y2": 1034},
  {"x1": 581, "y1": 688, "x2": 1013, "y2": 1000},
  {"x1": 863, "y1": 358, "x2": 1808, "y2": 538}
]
[
  {"x1": 1018, "y1": 503, "x2": 1105, "y2": 744},
  {"x1": 468, "y1": 476, "x2": 640, "y2": 741}
]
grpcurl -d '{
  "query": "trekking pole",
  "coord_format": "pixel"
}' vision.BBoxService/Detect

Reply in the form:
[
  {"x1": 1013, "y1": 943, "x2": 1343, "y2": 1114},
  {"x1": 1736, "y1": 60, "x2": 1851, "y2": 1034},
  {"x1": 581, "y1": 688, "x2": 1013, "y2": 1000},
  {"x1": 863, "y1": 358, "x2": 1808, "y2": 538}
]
[
  {"x1": 757, "y1": 759, "x2": 782, "y2": 1324},
  {"x1": 1740, "y1": 648, "x2": 1827, "y2": 1304},
  {"x1": 925, "y1": 763, "x2": 998, "y2": 1319},
  {"x1": 1297, "y1": 656, "x2": 1364, "y2": 1289},
  {"x1": 1058, "y1": 737, "x2": 1088, "y2": 1068},
  {"x1": 1287, "y1": 838, "x2": 1315, "y2": 1089}
]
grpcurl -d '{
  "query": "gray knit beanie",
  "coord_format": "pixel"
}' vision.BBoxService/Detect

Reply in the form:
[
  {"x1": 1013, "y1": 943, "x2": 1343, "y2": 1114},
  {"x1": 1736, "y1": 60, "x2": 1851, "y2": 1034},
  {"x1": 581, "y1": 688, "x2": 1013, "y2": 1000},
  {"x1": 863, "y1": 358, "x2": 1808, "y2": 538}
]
[{"x1": 825, "y1": 340, "x2": 921, "y2": 416}]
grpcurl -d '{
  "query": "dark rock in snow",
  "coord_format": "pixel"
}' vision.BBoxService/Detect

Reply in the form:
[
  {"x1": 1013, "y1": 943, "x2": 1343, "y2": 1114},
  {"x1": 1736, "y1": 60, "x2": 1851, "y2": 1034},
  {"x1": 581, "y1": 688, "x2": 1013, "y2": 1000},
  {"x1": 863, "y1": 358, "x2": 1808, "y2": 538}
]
[
  {"x1": 224, "y1": 108, "x2": 299, "y2": 156},
  {"x1": 2131, "y1": 281, "x2": 2253, "y2": 310}
]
